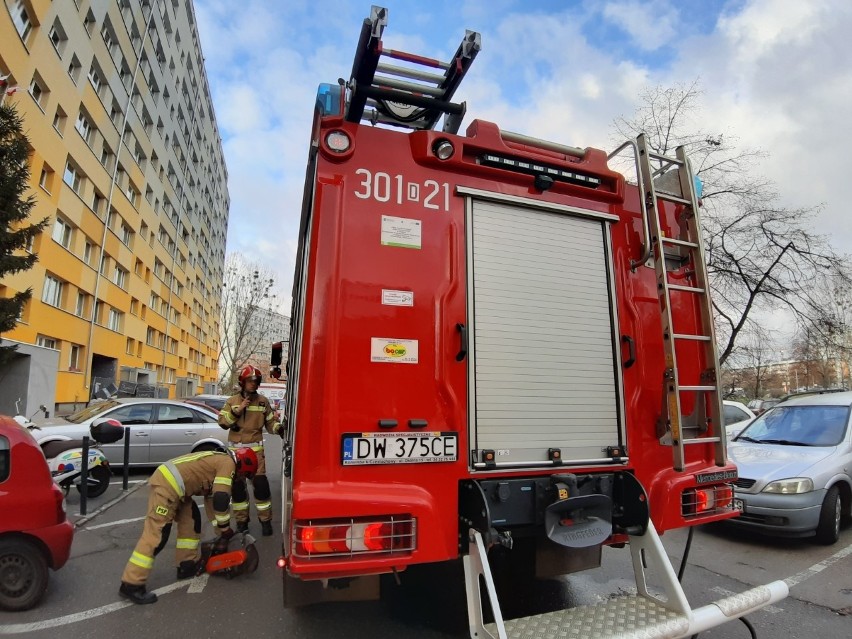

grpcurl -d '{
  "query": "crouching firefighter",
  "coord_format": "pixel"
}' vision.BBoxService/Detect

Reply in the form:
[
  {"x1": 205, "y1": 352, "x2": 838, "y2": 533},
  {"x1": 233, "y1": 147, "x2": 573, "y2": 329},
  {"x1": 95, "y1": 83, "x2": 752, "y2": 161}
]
[
  {"x1": 118, "y1": 448, "x2": 258, "y2": 604},
  {"x1": 218, "y1": 365, "x2": 284, "y2": 537}
]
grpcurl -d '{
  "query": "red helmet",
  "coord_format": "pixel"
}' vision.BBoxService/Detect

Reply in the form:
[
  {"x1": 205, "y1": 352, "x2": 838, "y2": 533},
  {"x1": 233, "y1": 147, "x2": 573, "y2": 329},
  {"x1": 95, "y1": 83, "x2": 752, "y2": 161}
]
[
  {"x1": 238, "y1": 365, "x2": 262, "y2": 388},
  {"x1": 230, "y1": 447, "x2": 258, "y2": 478}
]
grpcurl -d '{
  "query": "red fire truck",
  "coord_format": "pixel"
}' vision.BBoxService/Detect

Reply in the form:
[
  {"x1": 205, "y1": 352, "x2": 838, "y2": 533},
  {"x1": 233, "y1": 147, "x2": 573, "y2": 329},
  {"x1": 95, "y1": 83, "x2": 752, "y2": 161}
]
[{"x1": 277, "y1": 7, "x2": 787, "y2": 638}]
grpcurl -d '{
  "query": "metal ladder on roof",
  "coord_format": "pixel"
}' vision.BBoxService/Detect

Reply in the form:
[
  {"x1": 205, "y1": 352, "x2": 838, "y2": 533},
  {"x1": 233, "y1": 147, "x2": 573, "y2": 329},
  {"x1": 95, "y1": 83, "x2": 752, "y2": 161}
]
[
  {"x1": 636, "y1": 133, "x2": 726, "y2": 471},
  {"x1": 345, "y1": 6, "x2": 481, "y2": 133}
]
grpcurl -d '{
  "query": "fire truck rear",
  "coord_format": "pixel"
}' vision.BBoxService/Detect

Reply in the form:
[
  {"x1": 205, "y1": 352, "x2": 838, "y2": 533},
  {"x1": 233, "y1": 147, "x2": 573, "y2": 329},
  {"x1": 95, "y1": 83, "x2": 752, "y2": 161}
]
[{"x1": 278, "y1": 7, "x2": 787, "y2": 638}]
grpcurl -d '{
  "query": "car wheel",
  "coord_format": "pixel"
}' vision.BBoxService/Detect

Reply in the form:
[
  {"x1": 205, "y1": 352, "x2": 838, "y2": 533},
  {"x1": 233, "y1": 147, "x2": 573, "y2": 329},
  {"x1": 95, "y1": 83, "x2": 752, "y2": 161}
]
[
  {"x1": 0, "y1": 539, "x2": 49, "y2": 611},
  {"x1": 77, "y1": 464, "x2": 111, "y2": 498},
  {"x1": 815, "y1": 486, "x2": 841, "y2": 545}
]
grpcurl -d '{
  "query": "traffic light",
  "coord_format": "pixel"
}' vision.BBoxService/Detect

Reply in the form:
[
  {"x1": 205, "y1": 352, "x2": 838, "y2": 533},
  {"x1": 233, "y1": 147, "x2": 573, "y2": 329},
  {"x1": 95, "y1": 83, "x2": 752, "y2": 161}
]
[{"x1": 271, "y1": 342, "x2": 283, "y2": 366}]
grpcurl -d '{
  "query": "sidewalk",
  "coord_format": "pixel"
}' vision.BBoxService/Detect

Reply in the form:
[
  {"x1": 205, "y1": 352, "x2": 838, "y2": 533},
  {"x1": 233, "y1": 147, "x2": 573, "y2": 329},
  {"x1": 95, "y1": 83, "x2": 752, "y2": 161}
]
[{"x1": 66, "y1": 473, "x2": 149, "y2": 528}]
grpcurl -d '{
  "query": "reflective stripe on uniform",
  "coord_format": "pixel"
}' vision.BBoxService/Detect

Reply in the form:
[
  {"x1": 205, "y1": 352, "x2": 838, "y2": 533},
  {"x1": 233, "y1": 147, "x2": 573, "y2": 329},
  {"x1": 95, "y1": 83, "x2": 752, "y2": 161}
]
[
  {"x1": 220, "y1": 409, "x2": 237, "y2": 425},
  {"x1": 129, "y1": 551, "x2": 154, "y2": 569},
  {"x1": 214, "y1": 513, "x2": 230, "y2": 525},
  {"x1": 172, "y1": 451, "x2": 217, "y2": 465},
  {"x1": 255, "y1": 501, "x2": 271, "y2": 511},
  {"x1": 246, "y1": 405, "x2": 265, "y2": 412},
  {"x1": 176, "y1": 537, "x2": 200, "y2": 550},
  {"x1": 231, "y1": 501, "x2": 249, "y2": 511},
  {"x1": 157, "y1": 462, "x2": 185, "y2": 498}
]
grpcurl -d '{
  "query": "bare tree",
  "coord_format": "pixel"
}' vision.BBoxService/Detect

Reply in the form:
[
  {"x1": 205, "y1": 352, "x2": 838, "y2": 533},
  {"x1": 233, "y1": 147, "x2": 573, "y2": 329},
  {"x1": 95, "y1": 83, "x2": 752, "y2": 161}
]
[
  {"x1": 218, "y1": 253, "x2": 280, "y2": 391},
  {"x1": 612, "y1": 81, "x2": 852, "y2": 365},
  {"x1": 792, "y1": 277, "x2": 852, "y2": 389},
  {"x1": 721, "y1": 325, "x2": 783, "y2": 398}
]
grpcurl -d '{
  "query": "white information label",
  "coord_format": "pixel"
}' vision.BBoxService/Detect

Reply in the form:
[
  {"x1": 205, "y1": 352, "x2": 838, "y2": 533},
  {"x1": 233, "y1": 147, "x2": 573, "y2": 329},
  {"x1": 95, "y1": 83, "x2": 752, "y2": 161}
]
[
  {"x1": 381, "y1": 215, "x2": 421, "y2": 249},
  {"x1": 381, "y1": 289, "x2": 414, "y2": 306},
  {"x1": 371, "y1": 337, "x2": 419, "y2": 364}
]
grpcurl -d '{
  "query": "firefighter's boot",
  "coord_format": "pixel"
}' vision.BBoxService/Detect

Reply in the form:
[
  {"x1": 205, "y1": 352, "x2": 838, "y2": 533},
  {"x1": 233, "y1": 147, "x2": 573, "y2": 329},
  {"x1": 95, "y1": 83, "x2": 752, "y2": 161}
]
[
  {"x1": 119, "y1": 582, "x2": 158, "y2": 604},
  {"x1": 237, "y1": 521, "x2": 250, "y2": 534},
  {"x1": 176, "y1": 560, "x2": 200, "y2": 580},
  {"x1": 261, "y1": 520, "x2": 273, "y2": 537}
]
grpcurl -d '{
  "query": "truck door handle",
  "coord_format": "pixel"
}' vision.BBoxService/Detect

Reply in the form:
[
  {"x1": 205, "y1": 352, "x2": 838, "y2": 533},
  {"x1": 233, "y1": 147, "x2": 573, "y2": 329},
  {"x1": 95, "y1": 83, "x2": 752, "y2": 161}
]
[
  {"x1": 456, "y1": 323, "x2": 468, "y2": 361},
  {"x1": 621, "y1": 335, "x2": 635, "y2": 368}
]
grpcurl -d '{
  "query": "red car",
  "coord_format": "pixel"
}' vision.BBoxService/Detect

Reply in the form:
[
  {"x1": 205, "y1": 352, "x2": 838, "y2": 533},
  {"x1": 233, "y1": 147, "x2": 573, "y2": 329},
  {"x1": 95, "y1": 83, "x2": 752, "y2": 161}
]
[{"x1": 0, "y1": 415, "x2": 74, "y2": 611}]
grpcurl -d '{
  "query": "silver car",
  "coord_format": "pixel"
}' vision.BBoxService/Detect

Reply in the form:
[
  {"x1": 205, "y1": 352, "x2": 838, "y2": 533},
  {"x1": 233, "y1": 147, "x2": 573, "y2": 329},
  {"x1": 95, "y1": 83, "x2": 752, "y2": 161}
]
[
  {"x1": 33, "y1": 398, "x2": 228, "y2": 467},
  {"x1": 728, "y1": 392, "x2": 852, "y2": 544}
]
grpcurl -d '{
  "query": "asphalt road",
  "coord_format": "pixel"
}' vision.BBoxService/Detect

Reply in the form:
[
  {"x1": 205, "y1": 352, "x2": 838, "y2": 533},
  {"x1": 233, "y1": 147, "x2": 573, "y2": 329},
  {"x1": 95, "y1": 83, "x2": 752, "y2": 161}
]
[{"x1": 1, "y1": 439, "x2": 850, "y2": 638}]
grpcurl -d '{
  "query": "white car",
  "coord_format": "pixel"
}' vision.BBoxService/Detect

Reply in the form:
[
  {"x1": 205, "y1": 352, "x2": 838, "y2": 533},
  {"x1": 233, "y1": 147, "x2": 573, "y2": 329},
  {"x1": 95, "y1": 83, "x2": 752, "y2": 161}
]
[
  {"x1": 33, "y1": 398, "x2": 228, "y2": 467},
  {"x1": 723, "y1": 400, "x2": 756, "y2": 439}
]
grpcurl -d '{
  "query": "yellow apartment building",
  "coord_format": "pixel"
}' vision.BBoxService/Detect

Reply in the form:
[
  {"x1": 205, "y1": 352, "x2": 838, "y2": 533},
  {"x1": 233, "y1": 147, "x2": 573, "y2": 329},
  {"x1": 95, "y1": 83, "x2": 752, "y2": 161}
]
[{"x1": 1, "y1": 0, "x2": 227, "y2": 415}]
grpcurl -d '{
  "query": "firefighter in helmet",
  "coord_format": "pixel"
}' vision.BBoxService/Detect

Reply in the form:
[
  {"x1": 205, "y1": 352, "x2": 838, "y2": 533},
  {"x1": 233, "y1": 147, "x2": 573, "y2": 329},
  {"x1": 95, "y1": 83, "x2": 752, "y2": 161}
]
[
  {"x1": 119, "y1": 448, "x2": 259, "y2": 604},
  {"x1": 218, "y1": 365, "x2": 284, "y2": 537}
]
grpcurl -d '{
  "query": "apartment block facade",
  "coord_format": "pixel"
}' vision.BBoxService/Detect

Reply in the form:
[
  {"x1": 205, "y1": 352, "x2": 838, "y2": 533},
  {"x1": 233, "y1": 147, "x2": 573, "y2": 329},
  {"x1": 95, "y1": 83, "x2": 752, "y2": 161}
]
[{"x1": 1, "y1": 0, "x2": 227, "y2": 414}]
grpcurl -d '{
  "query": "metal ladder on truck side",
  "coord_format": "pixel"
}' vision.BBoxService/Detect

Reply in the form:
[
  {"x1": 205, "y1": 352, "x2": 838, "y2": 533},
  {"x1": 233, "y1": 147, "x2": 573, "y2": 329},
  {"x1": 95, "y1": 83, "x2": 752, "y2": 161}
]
[
  {"x1": 345, "y1": 6, "x2": 481, "y2": 133},
  {"x1": 636, "y1": 133, "x2": 726, "y2": 472}
]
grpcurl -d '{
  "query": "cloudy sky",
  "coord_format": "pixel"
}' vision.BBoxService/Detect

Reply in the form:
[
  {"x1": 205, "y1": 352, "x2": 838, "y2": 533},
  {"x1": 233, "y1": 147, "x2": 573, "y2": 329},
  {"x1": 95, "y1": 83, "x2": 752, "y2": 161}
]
[{"x1": 193, "y1": 0, "x2": 852, "y2": 311}]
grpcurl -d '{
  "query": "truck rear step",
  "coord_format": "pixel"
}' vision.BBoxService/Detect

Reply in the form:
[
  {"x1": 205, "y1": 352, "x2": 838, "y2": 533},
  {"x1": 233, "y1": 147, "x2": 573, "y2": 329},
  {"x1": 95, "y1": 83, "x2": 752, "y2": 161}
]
[{"x1": 463, "y1": 526, "x2": 788, "y2": 639}]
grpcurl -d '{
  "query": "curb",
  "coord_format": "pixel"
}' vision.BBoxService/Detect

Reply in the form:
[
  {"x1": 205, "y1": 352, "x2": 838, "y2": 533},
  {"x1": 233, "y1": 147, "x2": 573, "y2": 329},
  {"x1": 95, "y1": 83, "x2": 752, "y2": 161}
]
[{"x1": 73, "y1": 480, "x2": 147, "y2": 528}]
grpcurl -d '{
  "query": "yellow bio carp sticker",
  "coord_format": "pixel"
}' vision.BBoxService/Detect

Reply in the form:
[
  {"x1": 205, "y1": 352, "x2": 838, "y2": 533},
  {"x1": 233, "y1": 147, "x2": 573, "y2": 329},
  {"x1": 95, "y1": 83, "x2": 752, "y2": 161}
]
[
  {"x1": 155, "y1": 505, "x2": 169, "y2": 516},
  {"x1": 370, "y1": 337, "x2": 419, "y2": 364}
]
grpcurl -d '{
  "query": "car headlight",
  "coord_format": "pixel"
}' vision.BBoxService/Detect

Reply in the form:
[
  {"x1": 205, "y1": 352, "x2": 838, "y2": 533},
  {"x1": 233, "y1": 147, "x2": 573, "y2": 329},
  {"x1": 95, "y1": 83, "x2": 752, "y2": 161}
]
[{"x1": 762, "y1": 478, "x2": 814, "y2": 494}]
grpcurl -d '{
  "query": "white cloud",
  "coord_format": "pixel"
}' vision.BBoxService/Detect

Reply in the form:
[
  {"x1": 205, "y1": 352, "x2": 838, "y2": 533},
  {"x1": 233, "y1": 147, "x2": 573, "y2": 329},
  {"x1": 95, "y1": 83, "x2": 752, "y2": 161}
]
[{"x1": 601, "y1": 0, "x2": 680, "y2": 50}]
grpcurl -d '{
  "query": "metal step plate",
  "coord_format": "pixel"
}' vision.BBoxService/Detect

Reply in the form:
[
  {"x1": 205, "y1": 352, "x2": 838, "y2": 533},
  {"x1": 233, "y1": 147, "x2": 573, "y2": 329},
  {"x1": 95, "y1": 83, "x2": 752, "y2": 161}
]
[{"x1": 485, "y1": 595, "x2": 689, "y2": 639}]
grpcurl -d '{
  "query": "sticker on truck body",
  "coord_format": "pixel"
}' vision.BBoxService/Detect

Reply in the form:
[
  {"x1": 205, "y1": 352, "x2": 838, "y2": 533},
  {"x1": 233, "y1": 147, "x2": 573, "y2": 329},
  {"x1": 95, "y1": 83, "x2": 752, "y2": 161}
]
[
  {"x1": 381, "y1": 215, "x2": 421, "y2": 249},
  {"x1": 371, "y1": 337, "x2": 419, "y2": 363}
]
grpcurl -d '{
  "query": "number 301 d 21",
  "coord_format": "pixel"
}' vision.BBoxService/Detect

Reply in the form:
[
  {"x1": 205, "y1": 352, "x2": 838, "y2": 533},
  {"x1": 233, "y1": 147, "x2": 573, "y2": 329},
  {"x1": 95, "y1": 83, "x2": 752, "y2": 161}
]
[{"x1": 353, "y1": 168, "x2": 450, "y2": 212}]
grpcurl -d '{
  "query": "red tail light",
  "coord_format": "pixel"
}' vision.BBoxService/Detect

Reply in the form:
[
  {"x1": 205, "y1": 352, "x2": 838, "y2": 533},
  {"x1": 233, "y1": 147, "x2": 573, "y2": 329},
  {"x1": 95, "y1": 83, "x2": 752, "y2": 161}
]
[
  {"x1": 53, "y1": 484, "x2": 67, "y2": 522},
  {"x1": 682, "y1": 484, "x2": 735, "y2": 517},
  {"x1": 294, "y1": 516, "x2": 415, "y2": 558}
]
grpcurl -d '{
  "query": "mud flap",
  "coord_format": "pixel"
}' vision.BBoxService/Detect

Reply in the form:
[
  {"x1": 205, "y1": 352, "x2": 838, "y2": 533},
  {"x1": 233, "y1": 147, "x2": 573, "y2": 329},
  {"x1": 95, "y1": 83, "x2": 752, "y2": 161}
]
[{"x1": 283, "y1": 573, "x2": 380, "y2": 607}]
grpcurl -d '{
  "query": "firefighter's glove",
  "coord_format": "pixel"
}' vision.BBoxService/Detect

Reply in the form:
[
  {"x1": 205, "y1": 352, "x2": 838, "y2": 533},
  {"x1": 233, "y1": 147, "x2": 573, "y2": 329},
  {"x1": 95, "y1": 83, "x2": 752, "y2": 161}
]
[
  {"x1": 213, "y1": 527, "x2": 235, "y2": 555},
  {"x1": 229, "y1": 424, "x2": 241, "y2": 432},
  {"x1": 276, "y1": 425, "x2": 286, "y2": 439}
]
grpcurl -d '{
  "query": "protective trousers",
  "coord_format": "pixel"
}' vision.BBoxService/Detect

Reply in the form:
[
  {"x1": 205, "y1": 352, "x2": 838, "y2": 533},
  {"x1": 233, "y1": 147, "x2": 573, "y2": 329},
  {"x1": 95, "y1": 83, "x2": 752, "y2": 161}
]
[
  {"x1": 121, "y1": 472, "x2": 202, "y2": 586},
  {"x1": 231, "y1": 448, "x2": 271, "y2": 523}
]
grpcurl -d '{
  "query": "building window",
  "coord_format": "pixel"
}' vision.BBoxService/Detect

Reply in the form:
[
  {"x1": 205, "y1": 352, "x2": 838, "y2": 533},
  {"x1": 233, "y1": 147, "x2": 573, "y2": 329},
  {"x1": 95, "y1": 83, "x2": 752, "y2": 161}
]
[
  {"x1": 11, "y1": 0, "x2": 32, "y2": 42},
  {"x1": 113, "y1": 266, "x2": 127, "y2": 289},
  {"x1": 130, "y1": 298, "x2": 139, "y2": 315},
  {"x1": 52, "y1": 217, "x2": 73, "y2": 249},
  {"x1": 91, "y1": 191, "x2": 105, "y2": 216},
  {"x1": 28, "y1": 75, "x2": 47, "y2": 109},
  {"x1": 108, "y1": 309, "x2": 122, "y2": 331},
  {"x1": 36, "y1": 335, "x2": 58, "y2": 350},
  {"x1": 125, "y1": 184, "x2": 139, "y2": 207},
  {"x1": 99, "y1": 254, "x2": 109, "y2": 275},
  {"x1": 42, "y1": 275, "x2": 63, "y2": 308},
  {"x1": 75, "y1": 111, "x2": 93, "y2": 144},
  {"x1": 75, "y1": 292, "x2": 87, "y2": 317},
  {"x1": 52, "y1": 107, "x2": 67, "y2": 135},
  {"x1": 39, "y1": 165, "x2": 54, "y2": 192},
  {"x1": 120, "y1": 223, "x2": 133, "y2": 246},
  {"x1": 48, "y1": 20, "x2": 68, "y2": 55},
  {"x1": 88, "y1": 65, "x2": 103, "y2": 94},
  {"x1": 69, "y1": 344, "x2": 81, "y2": 371},
  {"x1": 83, "y1": 241, "x2": 92, "y2": 265},
  {"x1": 67, "y1": 55, "x2": 82, "y2": 84},
  {"x1": 63, "y1": 162, "x2": 81, "y2": 194}
]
